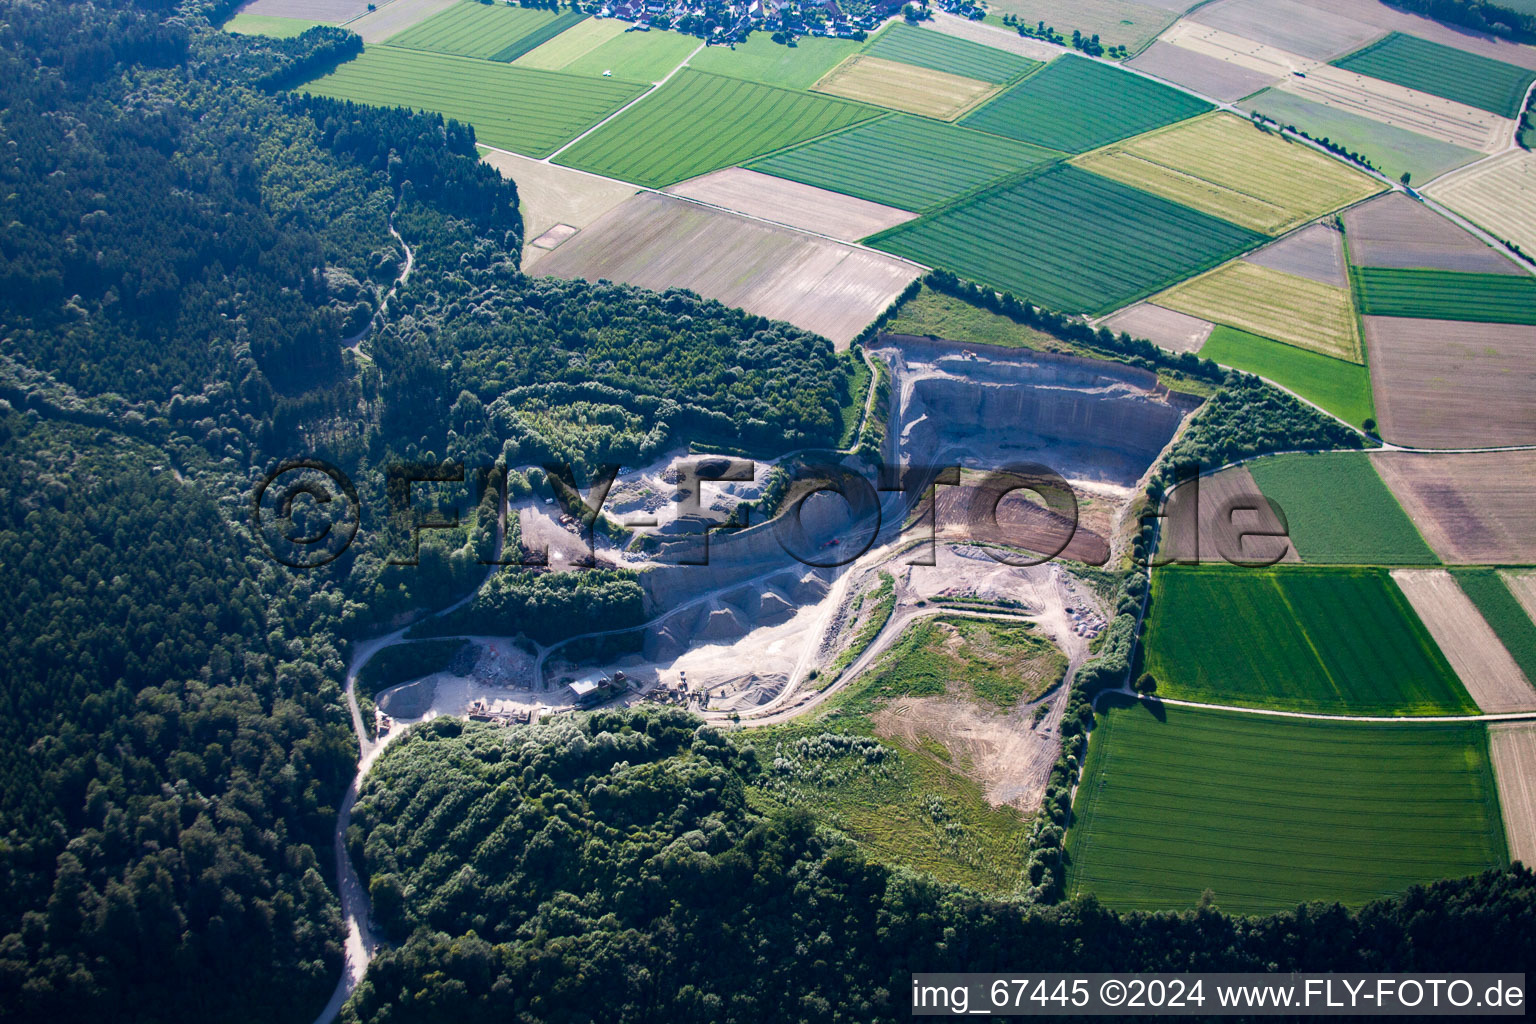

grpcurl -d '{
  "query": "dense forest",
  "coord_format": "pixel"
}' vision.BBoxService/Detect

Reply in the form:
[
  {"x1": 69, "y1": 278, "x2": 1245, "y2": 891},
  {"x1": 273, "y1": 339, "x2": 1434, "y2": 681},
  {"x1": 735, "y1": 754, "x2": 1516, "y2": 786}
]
[{"x1": 342, "y1": 711, "x2": 1536, "y2": 1023}]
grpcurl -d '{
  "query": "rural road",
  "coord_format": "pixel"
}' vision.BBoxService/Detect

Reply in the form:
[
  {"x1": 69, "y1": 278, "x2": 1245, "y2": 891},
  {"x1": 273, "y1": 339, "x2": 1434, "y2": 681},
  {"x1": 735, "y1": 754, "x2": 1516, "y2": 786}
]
[{"x1": 1106, "y1": 692, "x2": 1536, "y2": 725}]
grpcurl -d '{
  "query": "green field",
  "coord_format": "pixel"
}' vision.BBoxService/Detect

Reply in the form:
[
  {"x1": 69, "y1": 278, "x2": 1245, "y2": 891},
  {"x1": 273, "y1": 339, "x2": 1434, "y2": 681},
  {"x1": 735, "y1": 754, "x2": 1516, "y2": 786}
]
[
  {"x1": 1247, "y1": 452, "x2": 1437, "y2": 565},
  {"x1": 862, "y1": 21, "x2": 1039, "y2": 83},
  {"x1": 1199, "y1": 326, "x2": 1375, "y2": 427},
  {"x1": 960, "y1": 55, "x2": 1211, "y2": 153},
  {"x1": 1454, "y1": 569, "x2": 1536, "y2": 687},
  {"x1": 885, "y1": 284, "x2": 1065, "y2": 350},
  {"x1": 1334, "y1": 32, "x2": 1536, "y2": 119},
  {"x1": 748, "y1": 114, "x2": 1062, "y2": 213},
  {"x1": 867, "y1": 164, "x2": 1264, "y2": 315},
  {"x1": 1144, "y1": 566, "x2": 1475, "y2": 715},
  {"x1": 687, "y1": 33, "x2": 861, "y2": 88},
  {"x1": 555, "y1": 26, "x2": 699, "y2": 83},
  {"x1": 302, "y1": 46, "x2": 645, "y2": 157},
  {"x1": 1066, "y1": 699, "x2": 1507, "y2": 913},
  {"x1": 1352, "y1": 266, "x2": 1536, "y2": 324},
  {"x1": 385, "y1": 2, "x2": 586, "y2": 61},
  {"x1": 555, "y1": 68, "x2": 877, "y2": 187},
  {"x1": 223, "y1": 13, "x2": 322, "y2": 37},
  {"x1": 1245, "y1": 89, "x2": 1482, "y2": 185}
]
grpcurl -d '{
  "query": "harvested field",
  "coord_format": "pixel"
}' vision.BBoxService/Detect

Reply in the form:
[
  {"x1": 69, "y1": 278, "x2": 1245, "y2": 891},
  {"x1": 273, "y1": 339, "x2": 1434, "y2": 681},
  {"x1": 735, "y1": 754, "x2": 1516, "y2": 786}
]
[
  {"x1": 1144, "y1": 566, "x2": 1476, "y2": 715},
  {"x1": 1275, "y1": 64, "x2": 1514, "y2": 153},
  {"x1": 748, "y1": 114, "x2": 1063, "y2": 214},
  {"x1": 1127, "y1": 41, "x2": 1277, "y2": 103},
  {"x1": 923, "y1": 11, "x2": 1061, "y2": 63},
  {"x1": 1245, "y1": 88, "x2": 1483, "y2": 184},
  {"x1": 1334, "y1": 32, "x2": 1536, "y2": 119},
  {"x1": 1426, "y1": 150, "x2": 1536, "y2": 258},
  {"x1": 549, "y1": 26, "x2": 699, "y2": 83},
  {"x1": 1353, "y1": 266, "x2": 1536, "y2": 324},
  {"x1": 984, "y1": 0, "x2": 1184, "y2": 52},
  {"x1": 1371, "y1": 451, "x2": 1536, "y2": 564},
  {"x1": 812, "y1": 54, "x2": 999, "y2": 120},
  {"x1": 343, "y1": 0, "x2": 458, "y2": 42},
  {"x1": 1392, "y1": 570, "x2": 1536, "y2": 714},
  {"x1": 663, "y1": 167, "x2": 917, "y2": 242},
  {"x1": 511, "y1": 15, "x2": 627, "y2": 70},
  {"x1": 1456, "y1": 569, "x2": 1536, "y2": 688},
  {"x1": 1199, "y1": 325, "x2": 1374, "y2": 427},
  {"x1": 1155, "y1": 261, "x2": 1361, "y2": 361},
  {"x1": 862, "y1": 21, "x2": 1038, "y2": 83},
  {"x1": 1189, "y1": 0, "x2": 1383, "y2": 60},
  {"x1": 1152, "y1": 21, "x2": 1318, "y2": 81},
  {"x1": 1298, "y1": 0, "x2": 1536, "y2": 72},
  {"x1": 1342, "y1": 192, "x2": 1521, "y2": 274},
  {"x1": 1072, "y1": 112, "x2": 1383, "y2": 235},
  {"x1": 1510, "y1": 572, "x2": 1536, "y2": 626},
  {"x1": 1158, "y1": 464, "x2": 1299, "y2": 565},
  {"x1": 554, "y1": 69, "x2": 878, "y2": 188},
  {"x1": 223, "y1": 13, "x2": 320, "y2": 36},
  {"x1": 384, "y1": 2, "x2": 585, "y2": 61},
  {"x1": 1100, "y1": 303, "x2": 1213, "y2": 355},
  {"x1": 1489, "y1": 724, "x2": 1536, "y2": 868},
  {"x1": 1248, "y1": 451, "x2": 1436, "y2": 565},
  {"x1": 684, "y1": 32, "x2": 860, "y2": 89},
  {"x1": 1246, "y1": 223, "x2": 1347, "y2": 285},
  {"x1": 1066, "y1": 699, "x2": 1507, "y2": 913},
  {"x1": 301, "y1": 46, "x2": 644, "y2": 157},
  {"x1": 867, "y1": 164, "x2": 1264, "y2": 316},
  {"x1": 1364, "y1": 317, "x2": 1536, "y2": 448},
  {"x1": 478, "y1": 149, "x2": 636, "y2": 267},
  {"x1": 534, "y1": 192, "x2": 920, "y2": 347},
  {"x1": 961, "y1": 55, "x2": 1212, "y2": 154},
  {"x1": 232, "y1": 0, "x2": 370, "y2": 22}
]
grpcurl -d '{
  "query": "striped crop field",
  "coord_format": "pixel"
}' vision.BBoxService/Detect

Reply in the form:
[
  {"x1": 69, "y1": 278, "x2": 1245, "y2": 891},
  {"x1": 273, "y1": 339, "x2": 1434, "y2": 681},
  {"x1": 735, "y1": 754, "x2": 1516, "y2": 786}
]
[
  {"x1": 1144, "y1": 566, "x2": 1475, "y2": 716},
  {"x1": 961, "y1": 55, "x2": 1211, "y2": 153},
  {"x1": 385, "y1": 1, "x2": 585, "y2": 61},
  {"x1": 301, "y1": 46, "x2": 645, "y2": 157},
  {"x1": 555, "y1": 69, "x2": 878, "y2": 187},
  {"x1": 1156, "y1": 261, "x2": 1361, "y2": 362},
  {"x1": 1072, "y1": 112, "x2": 1384, "y2": 235},
  {"x1": 1352, "y1": 267, "x2": 1536, "y2": 325},
  {"x1": 861, "y1": 21, "x2": 1039, "y2": 83},
  {"x1": 812, "y1": 54, "x2": 1000, "y2": 121},
  {"x1": 749, "y1": 114, "x2": 1063, "y2": 213},
  {"x1": 865, "y1": 163, "x2": 1263, "y2": 315},
  {"x1": 1066, "y1": 699, "x2": 1508, "y2": 913},
  {"x1": 1333, "y1": 32, "x2": 1536, "y2": 119}
]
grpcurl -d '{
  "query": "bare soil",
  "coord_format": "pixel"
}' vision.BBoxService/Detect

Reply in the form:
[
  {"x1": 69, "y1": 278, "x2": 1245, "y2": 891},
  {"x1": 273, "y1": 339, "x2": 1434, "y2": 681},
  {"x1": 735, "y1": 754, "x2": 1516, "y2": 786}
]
[
  {"x1": 1159, "y1": 464, "x2": 1299, "y2": 565},
  {"x1": 1363, "y1": 317, "x2": 1536, "y2": 448},
  {"x1": 235, "y1": 0, "x2": 372, "y2": 22},
  {"x1": 1504, "y1": 571, "x2": 1536, "y2": 628},
  {"x1": 1300, "y1": 0, "x2": 1536, "y2": 70},
  {"x1": 924, "y1": 11, "x2": 1061, "y2": 62},
  {"x1": 1128, "y1": 39, "x2": 1278, "y2": 102},
  {"x1": 1392, "y1": 569, "x2": 1536, "y2": 713},
  {"x1": 534, "y1": 191, "x2": 921, "y2": 348},
  {"x1": 1245, "y1": 222, "x2": 1348, "y2": 286},
  {"x1": 342, "y1": 0, "x2": 459, "y2": 40},
  {"x1": 1189, "y1": 0, "x2": 1381, "y2": 60},
  {"x1": 664, "y1": 167, "x2": 917, "y2": 242},
  {"x1": 1342, "y1": 193, "x2": 1521, "y2": 274},
  {"x1": 1373, "y1": 452, "x2": 1536, "y2": 564},
  {"x1": 1489, "y1": 723, "x2": 1536, "y2": 867},
  {"x1": 1101, "y1": 302, "x2": 1214, "y2": 354},
  {"x1": 479, "y1": 150, "x2": 638, "y2": 269}
]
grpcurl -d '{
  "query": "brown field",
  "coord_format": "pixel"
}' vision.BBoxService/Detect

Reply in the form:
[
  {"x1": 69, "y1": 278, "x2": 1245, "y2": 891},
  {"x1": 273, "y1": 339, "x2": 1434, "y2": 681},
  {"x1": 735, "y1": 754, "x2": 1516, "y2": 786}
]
[
  {"x1": 1155, "y1": 21, "x2": 1318, "y2": 80},
  {"x1": 926, "y1": 11, "x2": 1061, "y2": 62},
  {"x1": 1363, "y1": 317, "x2": 1536, "y2": 448},
  {"x1": 534, "y1": 191, "x2": 921, "y2": 347},
  {"x1": 1100, "y1": 302, "x2": 1214, "y2": 354},
  {"x1": 1343, "y1": 192, "x2": 1522, "y2": 273},
  {"x1": 1299, "y1": 0, "x2": 1536, "y2": 71},
  {"x1": 1489, "y1": 724, "x2": 1536, "y2": 868},
  {"x1": 984, "y1": 0, "x2": 1183, "y2": 52},
  {"x1": 1372, "y1": 451, "x2": 1536, "y2": 564},
  {"x1": 812, "y1": 54, "x2": 999, "y2": 120},
  {"x1": 1245, "y1": 222, "x2": 1347, "y2": 286},
  {"x1": 343, "y1": 0, "x2": 458, "y2": 41},
  {"x1": 480, "y1": 149, "x2": 638, "y2": 268},
  {"x1": 1127, "y1": 40, "x2": 1278, "y2": 102},
  {"x1": 1159, "y1": 464, "x2": 1299, "y2": 565},
  {"x1": 1506, "y1": 572, "x2": 1536, "y2": 628},
  {"x1": 1277, "y1": 64, "x2": 1514, "y2": 153},
  {"x1": 1393, "y1": 570, "x2": 1536, "y2": 713},
  {"x1": 234, "y1": 0, "x2": 372, "y2": 22},
  {"x1": 1189, "y1": 0, "x2": 1382, "y2": 60},
  {"x1": 1425, "y1": 151, "x2": 1536, "y2": 257},
  {"x1": 664, "y1": 167, "x2": 917, "y2": 242}
]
